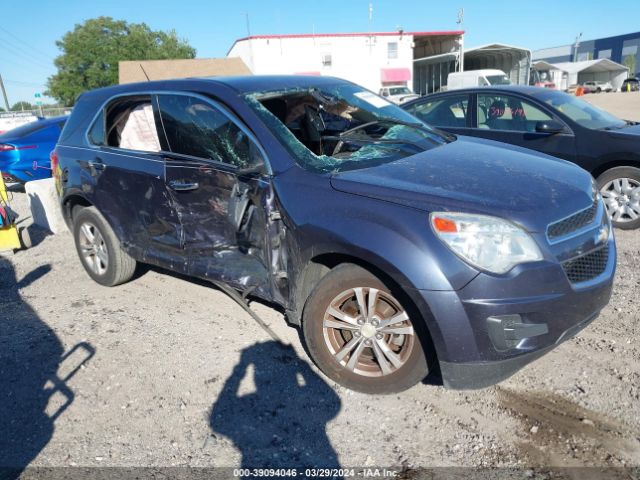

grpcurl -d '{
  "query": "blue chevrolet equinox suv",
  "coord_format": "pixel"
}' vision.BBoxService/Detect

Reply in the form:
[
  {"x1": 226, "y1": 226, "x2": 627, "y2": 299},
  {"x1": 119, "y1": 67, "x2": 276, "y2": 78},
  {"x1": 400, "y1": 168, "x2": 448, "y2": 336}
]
[{"x1": 54, "y1": 76, "x2": 616, "y2": 393}]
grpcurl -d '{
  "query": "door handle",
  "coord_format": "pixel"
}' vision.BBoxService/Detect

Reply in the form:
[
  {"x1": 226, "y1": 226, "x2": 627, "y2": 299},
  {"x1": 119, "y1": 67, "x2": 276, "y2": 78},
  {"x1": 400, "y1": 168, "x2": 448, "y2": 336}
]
[
  {"x1": 169, "y1": 180, "x2": 199, "y2": 192},
  {"x1": 88, "y1": 160, "x2": 105, "y2": 171}
]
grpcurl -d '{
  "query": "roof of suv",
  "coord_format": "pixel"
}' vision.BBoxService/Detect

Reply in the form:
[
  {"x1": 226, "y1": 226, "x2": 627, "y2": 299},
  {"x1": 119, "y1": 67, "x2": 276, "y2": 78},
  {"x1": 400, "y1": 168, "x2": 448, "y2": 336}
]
[{"x1": 82, "y1": 75, "x2": 351, "y2": 99}]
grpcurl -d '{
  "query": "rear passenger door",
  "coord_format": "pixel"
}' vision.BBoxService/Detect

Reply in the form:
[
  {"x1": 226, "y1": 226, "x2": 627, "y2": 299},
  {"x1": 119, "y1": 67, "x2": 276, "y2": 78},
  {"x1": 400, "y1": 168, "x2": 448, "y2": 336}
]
[
  {"x1": 86, "y1": 95, "x2": 184, "y2": 266},
  {"x1": 471, "y1": 92, "x2": 577, "y2": 162},
  {"x1": 155, "y1": 93, "x2": 272, "y2": 291},
  {"x1": 405, "y1": 94, "x2": 472, "y2": 136}
]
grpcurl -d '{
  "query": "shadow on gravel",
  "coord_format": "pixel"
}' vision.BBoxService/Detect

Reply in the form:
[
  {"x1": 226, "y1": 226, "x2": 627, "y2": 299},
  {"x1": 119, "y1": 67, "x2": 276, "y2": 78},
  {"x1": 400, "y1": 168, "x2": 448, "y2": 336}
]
[
  {"x1": 210, "y1": 341, "x2": 341, "y2": 468},
  {"x1": 0, "y1": 260, "x2": 95, "y2": 479}
]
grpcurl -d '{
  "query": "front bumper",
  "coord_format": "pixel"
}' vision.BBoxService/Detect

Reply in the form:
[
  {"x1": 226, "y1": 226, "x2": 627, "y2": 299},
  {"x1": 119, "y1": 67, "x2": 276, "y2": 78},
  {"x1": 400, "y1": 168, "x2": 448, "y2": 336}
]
[
  {"x1": 409, "y1": 227, "x2": 616, "y2": 390},
  {"x1": 439, "y1": 311, "x2": 599, "y2": 389}
]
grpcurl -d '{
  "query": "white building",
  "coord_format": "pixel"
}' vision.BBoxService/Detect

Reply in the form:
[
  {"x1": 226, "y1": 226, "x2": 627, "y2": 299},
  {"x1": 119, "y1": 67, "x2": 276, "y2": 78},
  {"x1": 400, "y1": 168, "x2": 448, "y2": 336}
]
[{"x1": 226, "y1": 31, "x2": 463, "y2": 93}]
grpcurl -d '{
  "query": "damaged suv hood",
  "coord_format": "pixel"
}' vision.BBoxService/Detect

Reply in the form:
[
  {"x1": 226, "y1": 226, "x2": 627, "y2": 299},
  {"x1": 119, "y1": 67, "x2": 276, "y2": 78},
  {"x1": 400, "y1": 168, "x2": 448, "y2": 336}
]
[{"x1": 330, "y1": 136, "x2": 594, "y2": 233}]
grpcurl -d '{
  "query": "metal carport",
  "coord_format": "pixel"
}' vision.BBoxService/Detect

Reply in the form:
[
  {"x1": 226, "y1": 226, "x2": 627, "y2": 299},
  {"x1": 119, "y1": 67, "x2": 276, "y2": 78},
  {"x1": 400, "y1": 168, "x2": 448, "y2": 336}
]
[
  {"x1": 549, "y1": 59, "x2": 629, "y2": 91},
  {"x1": 463, "y1": 44, "x2": 532, "y2": 85}
]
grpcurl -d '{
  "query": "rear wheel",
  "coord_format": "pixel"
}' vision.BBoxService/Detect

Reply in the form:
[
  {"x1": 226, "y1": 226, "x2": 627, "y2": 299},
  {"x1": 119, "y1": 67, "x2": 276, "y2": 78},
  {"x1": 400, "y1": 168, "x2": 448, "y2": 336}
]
[
  {"x1": 597, "y1": 167, "x2": 640, "y2": 230},
  {"x1": 73, "y1": 206, "x2": 136, "y2": 286},
  {"x1": 302, "y1": 264, "x2": 431, "y2": 394}
]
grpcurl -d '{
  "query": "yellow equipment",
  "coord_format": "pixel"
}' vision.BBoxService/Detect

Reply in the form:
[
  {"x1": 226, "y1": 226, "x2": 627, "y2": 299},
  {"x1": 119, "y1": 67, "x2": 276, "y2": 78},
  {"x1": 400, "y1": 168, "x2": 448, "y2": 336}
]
[{"x1": 0, "y1": 172, "x2": 23, "y2": 251}]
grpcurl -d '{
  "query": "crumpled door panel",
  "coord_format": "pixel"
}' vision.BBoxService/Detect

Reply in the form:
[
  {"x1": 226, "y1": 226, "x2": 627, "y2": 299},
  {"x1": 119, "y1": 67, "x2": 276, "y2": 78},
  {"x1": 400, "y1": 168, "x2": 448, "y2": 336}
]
[{"x1": 165, "y1": 160, "x2": 275, "y2": 299}]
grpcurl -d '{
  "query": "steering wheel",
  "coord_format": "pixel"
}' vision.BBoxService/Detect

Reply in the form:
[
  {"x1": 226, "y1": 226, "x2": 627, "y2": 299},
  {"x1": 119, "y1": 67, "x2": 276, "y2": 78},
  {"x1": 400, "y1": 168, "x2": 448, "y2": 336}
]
[{"x1": 331, "y1": 121, "x2": 381, "y2": 156}]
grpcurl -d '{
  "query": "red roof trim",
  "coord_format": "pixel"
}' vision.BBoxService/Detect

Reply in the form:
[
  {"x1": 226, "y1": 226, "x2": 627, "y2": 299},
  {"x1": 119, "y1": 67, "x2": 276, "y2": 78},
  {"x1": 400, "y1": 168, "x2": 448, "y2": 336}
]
[{"x1": 234, "y1": 30, "x2": 464, "y2": 42}]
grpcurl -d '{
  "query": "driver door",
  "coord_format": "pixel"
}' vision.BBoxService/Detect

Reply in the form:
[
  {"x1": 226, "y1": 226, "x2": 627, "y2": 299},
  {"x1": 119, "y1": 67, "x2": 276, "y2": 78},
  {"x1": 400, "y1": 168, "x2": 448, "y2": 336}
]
[{"x1": 154, "y1": 93, "x2": 275, "y2": 295}]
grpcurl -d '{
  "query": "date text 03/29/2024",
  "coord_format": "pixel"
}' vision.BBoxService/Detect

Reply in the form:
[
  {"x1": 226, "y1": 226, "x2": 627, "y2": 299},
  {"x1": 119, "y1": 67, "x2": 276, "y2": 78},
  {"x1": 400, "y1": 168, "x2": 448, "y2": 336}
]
[{"x1": 232, "y1": 468, "x2": 398, "y2": 477}]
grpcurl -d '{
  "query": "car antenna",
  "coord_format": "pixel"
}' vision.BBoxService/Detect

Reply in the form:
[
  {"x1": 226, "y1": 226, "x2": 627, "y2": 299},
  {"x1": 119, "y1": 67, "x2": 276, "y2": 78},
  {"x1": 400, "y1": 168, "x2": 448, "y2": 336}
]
[{"x1": 139, "y1": 63, "x2": 151, "y2": 81}]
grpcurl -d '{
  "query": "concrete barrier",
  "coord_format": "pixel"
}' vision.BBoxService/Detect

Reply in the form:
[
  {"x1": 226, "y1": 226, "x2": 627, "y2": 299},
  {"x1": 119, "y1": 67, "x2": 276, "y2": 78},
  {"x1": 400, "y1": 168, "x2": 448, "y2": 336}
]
[{"x1": 24, "y1": 178, "x2": 67, "y2": 234}]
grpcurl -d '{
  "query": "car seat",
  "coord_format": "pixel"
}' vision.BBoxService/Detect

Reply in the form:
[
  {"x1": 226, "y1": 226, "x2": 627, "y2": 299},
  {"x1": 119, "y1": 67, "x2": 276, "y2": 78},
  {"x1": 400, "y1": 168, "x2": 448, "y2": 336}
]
[{"x1": 508, "y1": 99, "x2": 527, "y2": 131}]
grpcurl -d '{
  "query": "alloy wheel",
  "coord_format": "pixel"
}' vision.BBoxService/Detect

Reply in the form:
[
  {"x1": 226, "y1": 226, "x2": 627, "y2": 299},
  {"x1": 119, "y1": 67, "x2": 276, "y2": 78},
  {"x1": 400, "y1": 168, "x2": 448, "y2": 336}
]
[
  {"x1": 78, "y1": 222, "x2": 109, "y2": 275},
  {"x1": 322, "y1": 287, "x2": 415, "y2": 377},
  {"x1": 601, "y1": 177, "x2": 640, "y2": 223}
]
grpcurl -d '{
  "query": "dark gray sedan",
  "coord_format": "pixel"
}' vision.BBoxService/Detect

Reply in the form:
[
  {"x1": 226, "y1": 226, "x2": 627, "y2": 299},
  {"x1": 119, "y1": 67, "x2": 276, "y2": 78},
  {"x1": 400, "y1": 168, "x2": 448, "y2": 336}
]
[{"x1": 403, "y1": 86, "x2": 640, "y2": 229}]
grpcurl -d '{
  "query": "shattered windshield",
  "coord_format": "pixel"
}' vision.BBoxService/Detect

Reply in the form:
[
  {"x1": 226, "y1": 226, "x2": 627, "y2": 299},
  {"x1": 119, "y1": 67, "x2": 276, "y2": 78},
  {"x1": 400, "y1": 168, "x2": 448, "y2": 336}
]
[{"x1": 244, "y1": 83, "x2": 451, "y2": 173}]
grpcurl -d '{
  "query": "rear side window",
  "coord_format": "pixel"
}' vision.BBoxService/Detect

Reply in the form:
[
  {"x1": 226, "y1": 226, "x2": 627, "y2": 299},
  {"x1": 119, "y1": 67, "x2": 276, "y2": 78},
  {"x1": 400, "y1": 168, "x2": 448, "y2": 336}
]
[
  {"x1": 156, "y1": 94, "x2": 256, "y2": 168},
  {"x1": 102, "y1": 95, "x2": 161, "y2": 152},
  {"x1": 4, "y1": 121, "x2": 44, "y2": 137},
  {"x1": 409, "y1": 94, "x2": 469, "y2": 128},
  {"x1": 87, "y1": 111, "x2": 105, "y2": 146}
]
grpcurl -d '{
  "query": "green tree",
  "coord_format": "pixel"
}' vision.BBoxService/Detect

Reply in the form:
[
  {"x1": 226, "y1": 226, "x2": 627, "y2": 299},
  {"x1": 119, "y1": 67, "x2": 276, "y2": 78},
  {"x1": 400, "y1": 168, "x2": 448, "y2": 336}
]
[
  {"x1": 46, "y1": 17, "x2": 196, "y2": 106},
  {"x1": 624, "y1": 54, "x2": 636, "y2": 77},
  {"x1": 11, "y1": 101, "x2": 35, "y2": 111}
]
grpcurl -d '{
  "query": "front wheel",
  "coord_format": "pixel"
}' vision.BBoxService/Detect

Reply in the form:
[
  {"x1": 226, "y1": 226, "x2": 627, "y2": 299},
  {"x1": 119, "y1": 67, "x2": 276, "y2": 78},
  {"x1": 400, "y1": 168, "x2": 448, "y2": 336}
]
[
  {"x1": 302, "y1": 264, "x2": 431, "y2": 394},
  {"x1": 597, "y1": 166, "x2": 640, "y2": 230}
]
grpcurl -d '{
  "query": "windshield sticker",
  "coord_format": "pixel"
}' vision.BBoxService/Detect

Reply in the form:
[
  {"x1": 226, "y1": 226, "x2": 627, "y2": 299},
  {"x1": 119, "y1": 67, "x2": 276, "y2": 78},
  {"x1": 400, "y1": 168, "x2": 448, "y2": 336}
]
[{"x1": 354, "y1": 92, "x2": 393, "y2": 109}]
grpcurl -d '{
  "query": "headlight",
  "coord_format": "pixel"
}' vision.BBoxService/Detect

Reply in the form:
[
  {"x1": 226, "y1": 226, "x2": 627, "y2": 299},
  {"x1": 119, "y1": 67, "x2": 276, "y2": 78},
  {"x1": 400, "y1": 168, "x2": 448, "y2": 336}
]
[
  {"x1": 592, "y1": 178, "x2": 600, "y2": 201},
  {"x1": 430, "y1": 212, "x2": 543, "y2": 274}
]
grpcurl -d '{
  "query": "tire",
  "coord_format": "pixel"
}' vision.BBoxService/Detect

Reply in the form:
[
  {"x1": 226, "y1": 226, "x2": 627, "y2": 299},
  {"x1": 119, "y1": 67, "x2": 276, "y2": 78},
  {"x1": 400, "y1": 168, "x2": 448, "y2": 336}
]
[
  {"x1": 597, "y1": 166, "x2": 640, "y2": 230},
  {"x1": 302, "y1": 264, "x2": 432, "y2": 394},
  {"x1": 72, "y1": 206, "x2": 136, "y2": 286}
]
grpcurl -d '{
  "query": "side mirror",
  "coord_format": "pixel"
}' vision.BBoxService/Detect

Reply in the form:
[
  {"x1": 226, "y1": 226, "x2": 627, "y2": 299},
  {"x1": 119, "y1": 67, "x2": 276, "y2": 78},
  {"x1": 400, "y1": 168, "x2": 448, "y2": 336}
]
[{"x1": 535, "y1": 119, "x2": 565, "y2": 134}]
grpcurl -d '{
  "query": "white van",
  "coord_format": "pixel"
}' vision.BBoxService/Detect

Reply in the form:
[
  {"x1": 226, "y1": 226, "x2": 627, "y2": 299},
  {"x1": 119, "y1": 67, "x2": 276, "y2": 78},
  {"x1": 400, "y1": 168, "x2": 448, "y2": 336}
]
[{"x1": 447, "y1": 69, "x2": 511, "y2": 90}]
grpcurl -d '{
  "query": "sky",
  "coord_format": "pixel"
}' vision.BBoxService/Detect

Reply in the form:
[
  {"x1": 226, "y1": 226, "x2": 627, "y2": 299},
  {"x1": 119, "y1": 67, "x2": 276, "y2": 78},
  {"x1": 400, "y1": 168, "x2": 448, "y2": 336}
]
[{"x1": 2, "y1": 0, "x2": 640, "y2": 105}]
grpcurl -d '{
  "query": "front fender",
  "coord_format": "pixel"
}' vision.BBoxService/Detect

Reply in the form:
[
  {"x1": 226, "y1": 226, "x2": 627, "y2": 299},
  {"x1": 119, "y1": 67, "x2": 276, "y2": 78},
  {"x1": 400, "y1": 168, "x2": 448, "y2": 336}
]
[{"x1": 274, "y1": 167, "x2": 478, "y2": 293}]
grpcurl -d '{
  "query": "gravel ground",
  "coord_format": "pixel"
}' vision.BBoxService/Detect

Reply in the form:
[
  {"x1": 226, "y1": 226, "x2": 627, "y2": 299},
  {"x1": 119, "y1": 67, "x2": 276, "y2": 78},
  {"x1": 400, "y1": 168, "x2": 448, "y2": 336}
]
[
  {"x1": 581, "y1": 91, "x2": 640, "y2": 122},
  {"x1": 1, "y1": 187, "x2": 639, "y2": 476}
]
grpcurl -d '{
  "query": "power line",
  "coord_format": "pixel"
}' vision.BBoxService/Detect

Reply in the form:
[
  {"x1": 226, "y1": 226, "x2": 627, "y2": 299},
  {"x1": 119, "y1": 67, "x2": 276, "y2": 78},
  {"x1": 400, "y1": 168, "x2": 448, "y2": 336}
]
[
  {"x1": 0, "y1": 26, "x2": 55, "y2": 63},
  {"x1": 0, "y1": 38, "x2": 54, "y2": 69},
  {"x1": 5, "y1": 79, "x2": 48, "y2": 88},
  {"x1": 0, "y1": 51, "x2": 53, "y2": 74}
]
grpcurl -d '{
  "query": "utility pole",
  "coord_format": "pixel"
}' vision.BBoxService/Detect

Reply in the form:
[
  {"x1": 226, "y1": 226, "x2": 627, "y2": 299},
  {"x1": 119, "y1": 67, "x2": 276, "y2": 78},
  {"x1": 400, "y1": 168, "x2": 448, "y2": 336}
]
[
  {"x1": 0, "y1": 72, "x2": 10, "y2": 111},
  {"x1": 457, "y1": 8, "x2": 465, "y2": 72},
  {"x1": 573, "y1": 32, "x2": 583, "y2": 62}
]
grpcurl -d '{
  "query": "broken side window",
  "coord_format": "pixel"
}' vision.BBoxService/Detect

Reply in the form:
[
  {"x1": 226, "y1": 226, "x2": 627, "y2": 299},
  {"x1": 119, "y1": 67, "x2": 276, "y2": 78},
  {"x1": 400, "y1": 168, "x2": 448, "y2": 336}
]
[
  {"x1": 104, "y1": 95, "x2": 161, "y2": 152},
  {"x1": 156, "y1": 94, "x2": 257, "y2": 168}
]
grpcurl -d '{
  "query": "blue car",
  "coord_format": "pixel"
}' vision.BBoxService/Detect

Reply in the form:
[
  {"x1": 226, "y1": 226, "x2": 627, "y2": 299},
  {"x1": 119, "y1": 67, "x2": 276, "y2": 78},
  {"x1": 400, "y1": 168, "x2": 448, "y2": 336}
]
[
  {"x1": 0, "y1": 116, "x2": 67, "y2": 183},
  {"x1": 55, "y1": 77, "x2": 615, "y2": 393}
]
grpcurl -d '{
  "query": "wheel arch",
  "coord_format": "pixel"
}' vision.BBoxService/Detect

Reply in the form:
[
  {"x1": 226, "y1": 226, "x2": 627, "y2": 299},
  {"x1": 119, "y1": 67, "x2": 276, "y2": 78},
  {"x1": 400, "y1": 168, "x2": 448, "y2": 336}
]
[
  {"x1": 591, "y1": 159, "x2": 640, "y2": 180},
  {"x1": 61, "y1": 193, "x2": 93, "y2": 228},
  {"x1": 289, "y1": 251, "x2": 443, "y2": 368}
]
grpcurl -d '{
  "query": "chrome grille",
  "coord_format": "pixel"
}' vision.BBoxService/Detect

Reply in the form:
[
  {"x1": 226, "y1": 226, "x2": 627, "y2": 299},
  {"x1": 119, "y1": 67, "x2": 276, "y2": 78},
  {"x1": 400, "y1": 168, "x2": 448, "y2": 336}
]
[
  {"x1": 547, "y1": 201, "x2": 598, "y2": 240},
  {"x1": 562, "y1": 245, "x2": 609, "y2": 283}
]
